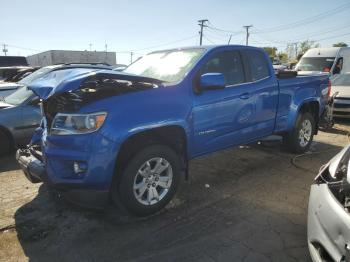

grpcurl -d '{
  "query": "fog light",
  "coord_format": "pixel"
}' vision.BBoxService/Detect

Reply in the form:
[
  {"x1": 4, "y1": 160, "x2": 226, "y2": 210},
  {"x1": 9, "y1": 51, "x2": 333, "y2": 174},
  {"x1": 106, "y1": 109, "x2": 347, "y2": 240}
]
[{"x1": 73, "y1": 162, "x2": 87, "y2": 174}]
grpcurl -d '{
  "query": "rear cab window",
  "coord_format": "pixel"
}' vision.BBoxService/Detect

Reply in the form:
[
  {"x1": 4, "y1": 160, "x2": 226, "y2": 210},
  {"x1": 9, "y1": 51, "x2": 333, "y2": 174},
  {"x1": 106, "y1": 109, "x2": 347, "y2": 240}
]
[
  {"x1": 200, "y1": 50, "x2": 245, "y2": 86},
  {"x1": 244, "y1": 50, "x2": 270, "y2": 82}
]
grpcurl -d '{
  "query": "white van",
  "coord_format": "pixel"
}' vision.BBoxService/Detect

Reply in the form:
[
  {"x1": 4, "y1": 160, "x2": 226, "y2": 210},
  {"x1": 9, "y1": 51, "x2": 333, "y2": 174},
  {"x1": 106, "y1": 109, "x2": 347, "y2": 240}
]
[{"x1": 295, "y1": 47, "x2": 350, "y2": 77}]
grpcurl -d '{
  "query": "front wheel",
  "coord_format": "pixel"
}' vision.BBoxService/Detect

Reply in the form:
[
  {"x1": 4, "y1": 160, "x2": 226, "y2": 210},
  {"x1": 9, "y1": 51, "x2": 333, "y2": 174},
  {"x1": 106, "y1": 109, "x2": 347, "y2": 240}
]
[
  {"x1": 283, "y1": 112, "x2": 315, "y2": 153},
  {"x1": 113, "y1": 145, "x2": 183, "y2": 216}
]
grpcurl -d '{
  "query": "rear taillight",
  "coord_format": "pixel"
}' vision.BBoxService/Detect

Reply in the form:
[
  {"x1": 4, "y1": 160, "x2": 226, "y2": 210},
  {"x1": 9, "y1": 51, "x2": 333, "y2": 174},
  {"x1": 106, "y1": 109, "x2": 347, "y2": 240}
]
[{"x1": 327, "y1": 80, "x2": 331, "y2": 98}]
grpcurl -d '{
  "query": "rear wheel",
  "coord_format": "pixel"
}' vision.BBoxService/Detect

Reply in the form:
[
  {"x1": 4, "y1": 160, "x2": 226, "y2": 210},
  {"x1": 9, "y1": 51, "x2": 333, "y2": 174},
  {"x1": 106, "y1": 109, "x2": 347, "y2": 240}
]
[
  {"x1": 283, "y1": 112, "x2": 315, "y2": 153},
  {"x1": 0, "y1": 129, "x2": 11, "y2": 156},
  {"x1": 112, "y1": 145, "x2": 182, "y2": 216}
]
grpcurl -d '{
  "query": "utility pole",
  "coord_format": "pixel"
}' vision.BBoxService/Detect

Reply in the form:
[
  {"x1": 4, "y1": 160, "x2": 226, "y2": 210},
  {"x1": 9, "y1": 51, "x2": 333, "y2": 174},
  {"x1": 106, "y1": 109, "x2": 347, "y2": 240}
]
[
  {"x1": 198, "y1": 19, "x2": 209, "y2": 46},
  {"x1": 293, "y1": 42, "x2": 298, "y2": 59},
  {"x1": 130, "y1": 52, "x2": 133, "y2": 64},
  {"x1": 243, "y1": 25, "x2": 253, "y2": 46},
  {"x1": 2, "y1": 44, "x2": 8, "y2": 56},
  {"x1": 89, "y1": 43, "x2": 92, "y2": 52},
  {"x1": 228, "y1": 34, "x2": 233, "y2": 45}
]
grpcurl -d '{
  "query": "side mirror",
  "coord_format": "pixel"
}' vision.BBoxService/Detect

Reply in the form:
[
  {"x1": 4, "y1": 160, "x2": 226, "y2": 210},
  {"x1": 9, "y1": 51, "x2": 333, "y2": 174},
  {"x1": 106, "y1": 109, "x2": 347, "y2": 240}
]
[{"x1": 199, "y1": 73, "x2": 225, "y2": 91}]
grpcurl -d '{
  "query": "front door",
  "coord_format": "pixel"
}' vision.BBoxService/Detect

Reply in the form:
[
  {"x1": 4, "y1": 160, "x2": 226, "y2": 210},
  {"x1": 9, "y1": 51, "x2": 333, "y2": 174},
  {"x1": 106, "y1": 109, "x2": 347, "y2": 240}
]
[{"x1": 192, "y1": 49, "x2": 257, "y2": 156}]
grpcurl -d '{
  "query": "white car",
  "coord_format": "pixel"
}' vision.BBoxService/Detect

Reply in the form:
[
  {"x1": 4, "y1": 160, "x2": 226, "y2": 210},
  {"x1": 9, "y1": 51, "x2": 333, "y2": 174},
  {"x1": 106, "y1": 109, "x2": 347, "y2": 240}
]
[
  {"x1": 308, "y1": 145, "x2": 350, "y2": 261},
  {"x1": 331, "y1": 73, "x2": 350, "y2": 118}
]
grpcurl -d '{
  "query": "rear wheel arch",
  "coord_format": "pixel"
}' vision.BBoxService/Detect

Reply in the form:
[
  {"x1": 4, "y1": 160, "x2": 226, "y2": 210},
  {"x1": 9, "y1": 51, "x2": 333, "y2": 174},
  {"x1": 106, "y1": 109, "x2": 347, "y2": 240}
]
[
  {"x1": 295, "y1": 100, "x2": 320, "y2": 132},
  {"x1": 298, "y1": 100, "x2": 319, "y2": 120}
]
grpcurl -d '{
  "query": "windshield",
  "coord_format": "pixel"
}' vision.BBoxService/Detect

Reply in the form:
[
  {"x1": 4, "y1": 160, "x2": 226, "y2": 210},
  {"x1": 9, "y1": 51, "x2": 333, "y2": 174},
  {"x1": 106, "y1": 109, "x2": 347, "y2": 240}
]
[
  {"x1": 18, "y1": 66, "x2": 56, "y2": 86},
  {"x1": 4, "y1": 86, "x2": 33, "y2": 105},
  {"x1": 124, "y1": 49, "x2": 205, "y2": 82},
  {"x1": 296, "y1": 57, "x2": 335, "y2": 72},
  {"x1": 332, "y1": 74, "x2": 350, "y2": 86}
]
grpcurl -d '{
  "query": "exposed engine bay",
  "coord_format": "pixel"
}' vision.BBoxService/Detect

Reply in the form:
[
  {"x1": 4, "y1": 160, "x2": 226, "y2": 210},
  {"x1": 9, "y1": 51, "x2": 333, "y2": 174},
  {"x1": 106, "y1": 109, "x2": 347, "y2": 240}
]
[{"x1": 42, "y1": 73, "x2": 161, "y2": 130}]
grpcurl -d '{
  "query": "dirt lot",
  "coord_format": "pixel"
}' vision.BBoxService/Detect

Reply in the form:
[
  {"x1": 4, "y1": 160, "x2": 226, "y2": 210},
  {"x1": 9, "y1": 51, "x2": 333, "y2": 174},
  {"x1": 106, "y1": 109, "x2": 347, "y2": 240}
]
[{"x1": 1, "y1": 123, "x2": 350, "y2": 262}]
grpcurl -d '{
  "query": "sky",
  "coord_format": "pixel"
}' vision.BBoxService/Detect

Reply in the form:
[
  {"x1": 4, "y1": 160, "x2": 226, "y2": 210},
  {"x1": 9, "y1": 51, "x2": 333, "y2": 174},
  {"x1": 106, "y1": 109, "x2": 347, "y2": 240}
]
[{"x1": 1, "y1": 0, "x2": 350, "y2": 64}]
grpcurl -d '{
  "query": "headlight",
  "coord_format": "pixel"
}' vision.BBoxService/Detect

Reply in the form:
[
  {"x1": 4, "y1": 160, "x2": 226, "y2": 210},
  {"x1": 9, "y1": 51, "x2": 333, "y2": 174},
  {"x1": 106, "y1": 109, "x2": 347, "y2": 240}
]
[{"x1": 51, "y1": 112, "x2": 107, "y2": 135}]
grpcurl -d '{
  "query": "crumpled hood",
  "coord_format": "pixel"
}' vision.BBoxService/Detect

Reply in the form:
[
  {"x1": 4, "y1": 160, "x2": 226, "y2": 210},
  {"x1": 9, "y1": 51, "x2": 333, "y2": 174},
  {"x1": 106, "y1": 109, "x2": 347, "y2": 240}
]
[
  {"x1": 27, "y1": 68, "x2": 103, "y2": 99},
  {"x1": 28, "y1": 69, "x2": 163, "y2": 100}
]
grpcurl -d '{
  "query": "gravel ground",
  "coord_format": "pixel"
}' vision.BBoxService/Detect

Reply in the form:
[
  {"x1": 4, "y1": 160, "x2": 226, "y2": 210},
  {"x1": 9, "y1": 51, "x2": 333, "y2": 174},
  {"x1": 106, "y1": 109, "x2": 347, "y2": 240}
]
[{"x1": 0, "y1": 122, "x2": 350, "y2": 262}]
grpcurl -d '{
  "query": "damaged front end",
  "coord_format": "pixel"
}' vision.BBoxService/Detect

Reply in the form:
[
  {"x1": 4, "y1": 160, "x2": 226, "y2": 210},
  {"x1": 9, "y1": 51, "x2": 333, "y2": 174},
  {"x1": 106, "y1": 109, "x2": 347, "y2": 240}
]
[
  {"x1": 308, "y1": 146, "x2": 350, "y2": 262},
  {"x1": 41, "y1": 72, "x2": 162, "y2": 131},
  {"x1": 16, "y1": 70, "x2": 163, "y2": 206}
]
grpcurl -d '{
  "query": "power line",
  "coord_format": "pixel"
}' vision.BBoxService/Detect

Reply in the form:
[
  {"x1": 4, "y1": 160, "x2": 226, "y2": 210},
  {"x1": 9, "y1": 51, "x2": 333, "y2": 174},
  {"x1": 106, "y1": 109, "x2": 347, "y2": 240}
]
[
  {"x1": 207, "y1": 21, "x2": 242, "y2": 34},
  {"x1": 203, "y1": 35, "x2": 216, "y2": 45},
  {"x1": 315, "y1": 31, "x2": 350, "y2": 42},
  {"x1": 116, "y1": 35, "x2": 198, "y2": 53},
  {"x1": 254, "y1": 2, "x2": 350, "y2": 33},
  {"x1": 1, "y1": 43, "x2": 42, "y2": 52}
]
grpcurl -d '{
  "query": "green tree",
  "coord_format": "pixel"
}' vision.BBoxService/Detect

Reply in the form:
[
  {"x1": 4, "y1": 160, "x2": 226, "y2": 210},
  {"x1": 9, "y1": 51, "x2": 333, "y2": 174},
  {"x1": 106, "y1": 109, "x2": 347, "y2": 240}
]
[
  {"x1": 277, "y1": 52, "x2": 288, "y2": 63},
  {"x1": 263, "y1": 47, "x2": 277, "y2": 61},
  {"x1": 298, "y1": 40, "x2": 320, "y2": 58},
  {"x1": 333, "y1": 42, "x2": 348, "y2": 47}
]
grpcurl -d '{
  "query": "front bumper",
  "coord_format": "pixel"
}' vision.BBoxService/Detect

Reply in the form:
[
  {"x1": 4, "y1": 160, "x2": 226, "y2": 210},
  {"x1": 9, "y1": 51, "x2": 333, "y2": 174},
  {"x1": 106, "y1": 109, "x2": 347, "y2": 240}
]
[
  {"x1": 308, "y1": 183, "x2": 350, "y2": 262},
  {"x1": 333, "y1": 98, "x2": 350, "y2": 118},
  {"x1": 16, "y1": 148, "x2": 110, "y2": 208}
]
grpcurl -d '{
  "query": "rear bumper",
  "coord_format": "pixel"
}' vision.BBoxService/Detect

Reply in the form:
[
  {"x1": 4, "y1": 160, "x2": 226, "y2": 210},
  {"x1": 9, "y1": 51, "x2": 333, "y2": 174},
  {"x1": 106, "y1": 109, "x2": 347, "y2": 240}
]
[{"x1": 16, "y1": 148, "x2": 109, "y2": 208}]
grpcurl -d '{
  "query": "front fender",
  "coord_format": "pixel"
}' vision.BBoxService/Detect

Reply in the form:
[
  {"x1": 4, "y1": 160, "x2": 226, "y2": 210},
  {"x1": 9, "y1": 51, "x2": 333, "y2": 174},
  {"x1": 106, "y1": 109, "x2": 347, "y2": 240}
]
[{"x1": 120, "y1": 119, "x2": 191, "y2": 150}]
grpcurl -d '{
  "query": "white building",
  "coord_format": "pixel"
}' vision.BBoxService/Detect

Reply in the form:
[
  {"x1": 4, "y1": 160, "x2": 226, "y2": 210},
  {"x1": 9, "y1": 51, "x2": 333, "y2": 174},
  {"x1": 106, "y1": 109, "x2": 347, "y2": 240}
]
[{"x1": 27, "y1": 50, "x2": 116, "y2": 66}]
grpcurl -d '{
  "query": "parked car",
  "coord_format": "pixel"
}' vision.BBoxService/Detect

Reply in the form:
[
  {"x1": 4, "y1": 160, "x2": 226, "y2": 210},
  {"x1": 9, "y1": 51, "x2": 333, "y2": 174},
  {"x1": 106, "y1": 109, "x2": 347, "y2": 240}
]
[
  {"x1": 5, "y1": 67, "x2": 40, "y2": 82},
  {"x1": 0, "y1": 63, "x2": 112, "y2": 99},
  {"x1": 0, "y1": 64, "x2": 113, "y2": 155},
  {"x1": 0, "y1": 66, "x2": 32, "y2": 82},
  {"x1": 17, "y1": 45, "x2": 329, "y2": 216},
  {"x1": 0, "y1": 67, "x2": 40, "y2": 99},
  {"x1": 0, "y1": 56, "x2": 28, "y2": 67},
  {"x1": 331, "y1": 73, "x2": 350, "y2": 118},
  {"x1": 295, "y1": 47, "x2": 350, "y2": 77},
  {"x1": 308, "y1": 145, "x2": 350, "y2": 261}
]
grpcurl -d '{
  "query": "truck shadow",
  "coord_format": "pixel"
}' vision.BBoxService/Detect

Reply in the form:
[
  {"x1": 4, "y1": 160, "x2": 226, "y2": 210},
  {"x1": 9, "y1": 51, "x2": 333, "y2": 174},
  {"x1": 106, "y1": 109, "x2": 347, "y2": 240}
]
[{"x1": 12, "y1": 138, "x2": 343, "y2": 261}]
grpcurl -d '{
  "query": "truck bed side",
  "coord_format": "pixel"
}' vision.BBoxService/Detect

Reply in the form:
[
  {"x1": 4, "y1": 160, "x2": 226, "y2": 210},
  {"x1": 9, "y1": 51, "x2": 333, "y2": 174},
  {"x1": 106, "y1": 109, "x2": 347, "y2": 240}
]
[{"x1": 274, "y1": 75, "x2": 329, "y2": 133}]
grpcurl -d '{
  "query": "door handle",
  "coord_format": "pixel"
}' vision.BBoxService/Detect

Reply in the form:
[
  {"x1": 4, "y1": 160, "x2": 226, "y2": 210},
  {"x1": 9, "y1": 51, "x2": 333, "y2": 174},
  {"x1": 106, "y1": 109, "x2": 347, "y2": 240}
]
[{"x1": 239, "y1": 93, "x2": 250, "y2": 100}]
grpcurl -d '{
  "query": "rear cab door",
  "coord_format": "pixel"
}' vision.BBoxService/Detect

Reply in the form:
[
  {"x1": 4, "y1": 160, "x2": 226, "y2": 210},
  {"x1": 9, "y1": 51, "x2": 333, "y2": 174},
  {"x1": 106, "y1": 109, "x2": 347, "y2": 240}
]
[
  {"x1": 241, "y1": 49, "x2": 279, "y2": 138},
  {"x1": 191, "y1": 47, "x2": 278, "y2": 156}
]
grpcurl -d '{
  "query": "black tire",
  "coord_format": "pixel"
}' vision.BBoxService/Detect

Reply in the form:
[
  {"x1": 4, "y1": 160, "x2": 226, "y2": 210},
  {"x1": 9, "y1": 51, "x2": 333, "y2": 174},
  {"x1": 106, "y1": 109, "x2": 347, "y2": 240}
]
[
  {"x1": 283, "y1": 112, "x2": 315, "y2": 153},
  {"x1": 112, "y1": 145, "x2": 183, "y2": 216},
  {"x1": 0, "y1": 129, "x2": 11, "y2": 156}
]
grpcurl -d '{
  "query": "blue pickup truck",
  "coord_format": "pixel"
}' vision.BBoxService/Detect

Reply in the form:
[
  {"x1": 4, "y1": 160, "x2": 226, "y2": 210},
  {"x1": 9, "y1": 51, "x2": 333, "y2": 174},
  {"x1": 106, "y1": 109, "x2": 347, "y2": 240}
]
[{"x1": 17, "y1": 45, "x2": 330, "y2": 216}]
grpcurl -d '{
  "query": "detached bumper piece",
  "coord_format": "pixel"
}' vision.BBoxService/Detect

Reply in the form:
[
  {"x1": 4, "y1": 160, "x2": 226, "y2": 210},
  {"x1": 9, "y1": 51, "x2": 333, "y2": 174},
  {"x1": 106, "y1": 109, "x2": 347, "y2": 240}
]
[{"x1": 16, "y1": 148, "x2": 45, "y2": 184}]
